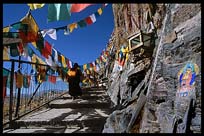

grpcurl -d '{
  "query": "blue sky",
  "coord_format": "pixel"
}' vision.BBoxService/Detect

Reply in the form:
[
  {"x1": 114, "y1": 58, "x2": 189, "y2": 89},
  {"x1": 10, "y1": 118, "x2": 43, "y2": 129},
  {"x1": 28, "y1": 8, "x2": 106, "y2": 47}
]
[{"x1": 3, "y1": 4, "x2": 114, "y2": 66}]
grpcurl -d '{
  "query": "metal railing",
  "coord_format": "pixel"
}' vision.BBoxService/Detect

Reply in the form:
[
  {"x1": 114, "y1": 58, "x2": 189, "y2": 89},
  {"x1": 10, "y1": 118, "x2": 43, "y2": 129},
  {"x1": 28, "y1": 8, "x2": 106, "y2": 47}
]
[{"x1": 3, "y1": 59, "x2": 69, "y2": 129}]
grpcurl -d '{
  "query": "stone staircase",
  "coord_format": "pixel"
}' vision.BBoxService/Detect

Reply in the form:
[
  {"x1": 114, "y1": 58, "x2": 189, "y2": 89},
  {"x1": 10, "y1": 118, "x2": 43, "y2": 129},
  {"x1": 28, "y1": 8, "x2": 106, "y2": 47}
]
[{"x1": 3, "y1": 87, "x2": 112, "y2": 133}]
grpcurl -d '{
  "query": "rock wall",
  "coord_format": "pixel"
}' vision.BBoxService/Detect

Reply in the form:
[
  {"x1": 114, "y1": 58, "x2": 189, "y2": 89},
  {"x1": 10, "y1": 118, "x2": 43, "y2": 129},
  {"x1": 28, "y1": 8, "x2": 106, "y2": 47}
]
[{"x1": 102, "y1": 4, "x2": 201, "y2": 133}]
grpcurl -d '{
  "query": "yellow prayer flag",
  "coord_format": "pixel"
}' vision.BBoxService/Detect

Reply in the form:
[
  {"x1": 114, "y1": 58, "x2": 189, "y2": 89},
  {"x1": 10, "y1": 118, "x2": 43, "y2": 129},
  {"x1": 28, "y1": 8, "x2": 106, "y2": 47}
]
[
  {"x1": 97, "y1": 8, "x2": 102, "y2": 15},
  {"x1": 3, "y1": 46, "x2": 10, "y2": 60},
  {"x1": 21, "y1": 13, "x2": 39, "y2": 34},
  {"x1": 27, "y1": 4, "x2": 45, "y2": 10},
  {"x1": 61, "y1": 55, "x2": 67, "y2": 67},
  {"x1": 16, "y1": 73, "x2": 23, "y2": 88},
  {"x1": 83, "y1": 64, "x2": 87, "y2": 70},
  {"x1": 3, "y1": 27, "x2": 10, "y2": 32},
  {"x1": 69, "y1": 23, "x2": 78, "y2": 33}
]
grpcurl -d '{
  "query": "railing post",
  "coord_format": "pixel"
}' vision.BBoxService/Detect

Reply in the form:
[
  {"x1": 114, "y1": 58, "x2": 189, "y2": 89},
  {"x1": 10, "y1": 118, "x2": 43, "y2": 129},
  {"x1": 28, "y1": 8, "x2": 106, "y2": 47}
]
[
  {"x1": 9, "y1": 60, "x2": 15, "y2": 128},
  {"x1": 15, "y1": 56, "x2": 21, "y2": 117}
]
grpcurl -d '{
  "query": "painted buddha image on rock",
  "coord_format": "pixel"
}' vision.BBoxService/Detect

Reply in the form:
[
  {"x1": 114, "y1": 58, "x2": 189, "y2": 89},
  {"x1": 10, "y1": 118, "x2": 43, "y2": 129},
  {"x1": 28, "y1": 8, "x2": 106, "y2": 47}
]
[{"x1": 177, "y1": 62, "x2": 199, "y2": 97}]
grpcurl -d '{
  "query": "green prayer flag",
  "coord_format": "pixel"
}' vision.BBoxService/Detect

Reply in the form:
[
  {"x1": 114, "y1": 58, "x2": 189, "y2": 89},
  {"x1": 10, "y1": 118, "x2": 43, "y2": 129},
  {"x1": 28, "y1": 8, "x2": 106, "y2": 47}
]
[
  {"x1": 10, "y1": 43, "x2": 19, "y2": 57},
  {"x1": 77, "y1": 20, "x2": 87, "y2": 28},
  {"x1": 3, "y1": 68, "x2": 10, "y2": 76},
  {"x1": 48, "y1": 4, "x2": 71, "y2": 22},
  {"x1": 36, "y1": 37, "x2": 44, "y2": 54}
]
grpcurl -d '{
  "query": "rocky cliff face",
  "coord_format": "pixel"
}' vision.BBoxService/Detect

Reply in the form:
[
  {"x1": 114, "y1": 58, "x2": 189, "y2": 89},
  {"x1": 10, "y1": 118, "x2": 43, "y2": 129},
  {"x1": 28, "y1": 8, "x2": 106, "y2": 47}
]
[{"x1": 102, "y1": 4, "x2": 201, "y2": 133}]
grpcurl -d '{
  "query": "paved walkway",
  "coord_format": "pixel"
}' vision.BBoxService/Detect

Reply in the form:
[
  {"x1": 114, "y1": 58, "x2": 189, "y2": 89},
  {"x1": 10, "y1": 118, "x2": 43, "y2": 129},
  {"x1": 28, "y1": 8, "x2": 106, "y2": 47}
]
[{"x1": 4, "y1": 87, "x2": 112, "y2": 133}]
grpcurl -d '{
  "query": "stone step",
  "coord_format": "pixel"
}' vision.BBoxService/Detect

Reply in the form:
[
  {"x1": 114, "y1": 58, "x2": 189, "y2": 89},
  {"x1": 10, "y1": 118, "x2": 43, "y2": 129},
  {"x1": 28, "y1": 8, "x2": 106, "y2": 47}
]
[
  {"x1": 82, "y1": 87, "x2": 107, "y2": 91},
  {"x1": 48, "y1": 98, "x2": 111, "y2": 109},
  {"x1": 4, "y1": 125, "x2": 105, "y2": 133},
  {"x1": 60, "y1": 94, "x2": 109, "y2": 101},
  {"x1": 82, "y1": 90, "x2": 107, "y2": 94},
  {"x1": 12, "y1": 108, "x2": 110, "y2": 130}
]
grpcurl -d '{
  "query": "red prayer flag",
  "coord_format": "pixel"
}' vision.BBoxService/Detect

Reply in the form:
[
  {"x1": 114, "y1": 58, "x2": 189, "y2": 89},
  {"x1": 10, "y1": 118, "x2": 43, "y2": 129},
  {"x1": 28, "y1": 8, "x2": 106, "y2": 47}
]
[
  {"x1": 17, "y1": 42, "x2": 24, "y2": 54},
  {"x1": 19, "y1": 31, "x2": 38, "y2": 43},
  {"x1": 42, "y1": 41, "x2": 52, "y2": 59},
  {"x1": 85, "y1": 17, "x2": 93, "y2": 25},
  {"x1": 49, "y1": 76, "x2": 56, "y2": 84},
  {"x1": 90, "y1": 63, "x2": 93, "y2": 68},
  {"x1": 71, "y1": 4, "x2": 93, "y2": 13}
]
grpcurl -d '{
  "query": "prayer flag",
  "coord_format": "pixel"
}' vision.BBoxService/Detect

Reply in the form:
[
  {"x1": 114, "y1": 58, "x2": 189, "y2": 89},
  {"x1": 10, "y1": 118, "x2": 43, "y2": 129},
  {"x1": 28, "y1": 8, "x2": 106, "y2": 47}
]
[
  {"x1": 23, "y1": 75, "x2": 31, "y2": 88},
  {"x1": 45, "y1": 55, "x2": 57, "y2": 68},
  {"x1": 42, "y1": 41, "x2": 52, "y2": 59},
  {"x1": 3, "y1": 68, "x2": 10, "y2": 76},
  {"x1": 97, "y1": 8, "x2": 103, "y2": 15},
  {"x1": 70, "y1": 4, "x2": 93, "y2": 13},
  {"x1": 16, "y1": 73, "x2": 23, "y2": 88},
  {"x1": 92, "y1": 61, "x2": 96, "y2": 67},
  {"x1": 85, "y1": 16, "x2": 93, "y2": 25},
  {"x1": 77, "y1": 20, "x2": 87, "y2": 28},
  {"x1": 90, "y1": 14, "x2": 96, "y2": 23},
  {"x1": 10, "y1": 43, "x2": 20, "y2": 57},
  {"x1": 83, "y1": 64, "x2": 87, "y2": 70},
  {"x1": 58, "y1": 52, "x2": 62, "y2": 65},
  {"x1": 68, "y1": 60, "x2": 73, "y2": 68},
  {"x1": 3, "y1": 46, "x2": 10, "y2": 60},
  {"x1": 61, "y1": 55, "x2": 67, "y2": 67},
  {"x1": 48, "y1": 4, "x2": 71, "y2": 22},
  {"x1": 69, "y1": 23, "x2": 78, "y2": 33},
  {"x1": 3, "y1": 27, "x2": 10, "y2": 32},
  {"x1": 49, "y1": 76, "x2": 56, "y2": 84},
  {"x1": 52, "y1": 48, "x2": 58, "y2": 63},
  {"x1": 17, "y1": 42, "x2": 24, "y2": 55},
  {"x1": 41, "y1": 29, "x2": 57, "y2": 40},
  {"x1": 20, "y1": 13, "x2": 39, "y2": 43},
  {"x1": 27, "y1": 3, "x2": 45, "y2": 10}
]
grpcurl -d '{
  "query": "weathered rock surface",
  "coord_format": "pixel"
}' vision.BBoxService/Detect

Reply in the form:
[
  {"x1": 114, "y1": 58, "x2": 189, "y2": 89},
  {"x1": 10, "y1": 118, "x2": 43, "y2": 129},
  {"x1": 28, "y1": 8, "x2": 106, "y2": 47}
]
[{"x1": 103, "y1": 4, "x2": 201, "y2": 133}]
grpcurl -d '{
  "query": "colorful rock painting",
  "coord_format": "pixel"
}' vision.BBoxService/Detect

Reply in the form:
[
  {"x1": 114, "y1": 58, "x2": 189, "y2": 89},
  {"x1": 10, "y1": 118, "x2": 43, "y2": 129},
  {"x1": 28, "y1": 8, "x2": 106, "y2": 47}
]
[{"x1": 177, "y1": 62, "x2": 199, "y2": 97}]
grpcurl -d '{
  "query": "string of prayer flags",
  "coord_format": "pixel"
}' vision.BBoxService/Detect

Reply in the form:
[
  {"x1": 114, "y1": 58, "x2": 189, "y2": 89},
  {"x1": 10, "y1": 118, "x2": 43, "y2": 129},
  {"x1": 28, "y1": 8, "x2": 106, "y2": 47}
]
[
  {"x1": 70, "y1": 4, "x2": 93, "y2": 13},
  {"x1": 43, "y1": 3, "x2": 107, "y2": 35},
  {"x1": 48, "y1": 4, "x2": 72, "y2": 22},
  {"x1": 27, "y1": 3, "x2": 45, "y2": 10}
]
